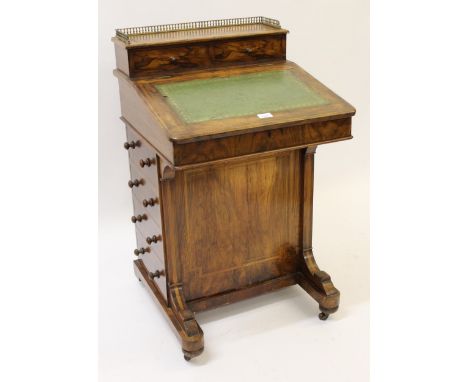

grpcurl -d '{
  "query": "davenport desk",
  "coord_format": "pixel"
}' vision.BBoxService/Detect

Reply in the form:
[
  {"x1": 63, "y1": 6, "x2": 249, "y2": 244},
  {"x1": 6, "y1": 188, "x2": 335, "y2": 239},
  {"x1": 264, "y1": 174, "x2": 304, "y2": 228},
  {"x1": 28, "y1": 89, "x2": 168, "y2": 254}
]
[{"x1": 113, "y1": 17, "x2": 355, "y2": 361}]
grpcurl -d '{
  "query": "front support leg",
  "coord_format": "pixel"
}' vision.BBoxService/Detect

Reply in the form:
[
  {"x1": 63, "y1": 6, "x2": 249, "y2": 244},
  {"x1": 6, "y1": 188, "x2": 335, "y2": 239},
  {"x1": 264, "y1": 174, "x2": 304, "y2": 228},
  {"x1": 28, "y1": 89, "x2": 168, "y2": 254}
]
[
  {"x1": 296, "y1": 249, "x2": 340, "y2": 319},
  {"x1": 158, "y1": 161, "x2": 204, "y2": 360},
  {"x1": 133, "y1": 260, "x2": 204, "y2": 361},
  {"x1": 169, "y1": 285, "x2": 204, "y2": 360},
  {"x1": 298, "y1": 146, "x2": 340, "y2": 319}
]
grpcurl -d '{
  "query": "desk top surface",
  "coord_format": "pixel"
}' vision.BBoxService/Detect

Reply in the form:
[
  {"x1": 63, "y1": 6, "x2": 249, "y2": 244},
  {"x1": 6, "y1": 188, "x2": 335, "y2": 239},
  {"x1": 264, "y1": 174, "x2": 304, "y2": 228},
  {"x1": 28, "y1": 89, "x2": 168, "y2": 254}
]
[
  {"x1": 155, "y1": 70, "x2": 329, "y2": 124},
  {"x1": 118, "y1": 61, "x2": 355, "y2": 142}
]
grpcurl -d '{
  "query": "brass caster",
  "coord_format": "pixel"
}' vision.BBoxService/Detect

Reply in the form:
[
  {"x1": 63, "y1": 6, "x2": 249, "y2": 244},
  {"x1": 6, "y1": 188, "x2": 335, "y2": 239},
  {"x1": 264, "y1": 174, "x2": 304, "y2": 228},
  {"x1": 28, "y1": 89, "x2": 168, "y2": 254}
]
[{"x1": 319, "y1": 312, "x2": 329, "y2": 321}]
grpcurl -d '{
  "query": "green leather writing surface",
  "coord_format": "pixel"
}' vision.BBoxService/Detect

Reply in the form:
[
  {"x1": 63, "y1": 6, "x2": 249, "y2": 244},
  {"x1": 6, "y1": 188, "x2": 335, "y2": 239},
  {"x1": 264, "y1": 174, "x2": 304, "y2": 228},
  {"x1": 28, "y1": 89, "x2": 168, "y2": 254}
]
[{"x1": 155, "y1": 70, "x2": 328, "y2": 123}]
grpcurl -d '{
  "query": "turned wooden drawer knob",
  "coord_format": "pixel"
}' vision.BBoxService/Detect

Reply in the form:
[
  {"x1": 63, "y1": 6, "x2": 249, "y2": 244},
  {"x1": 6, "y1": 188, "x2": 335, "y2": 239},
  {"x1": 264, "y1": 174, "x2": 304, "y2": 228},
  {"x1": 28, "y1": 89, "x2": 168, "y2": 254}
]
[
  {"x1": 124, "y1": 140, "x2": 140, "y2": 150},
  {"x1": 128, "y1": 178, "x2": 144, "y2": 188},
  {"x1": 169, "y1": 56, "x2": 177, "y2": 63},
  {"x1": 149, "y1": 269, "x2": 165, "y2": 279},
  {"x1": 143, "y1": 197, "x2": 159, "y2": 207},
  {"x1": 244, "y1": 47, "x2": 253, "y2": 53},
  {"x1": 139, "y1": 158, "x2": 155, "y2": 168},
  {"x1": 134, "y1": 247, "x2": 150, "y2": 256},
  {"x1": 131, "y1": 214, "x2": 147, "y2": 223},
  {"x1": 146, "y1": 234, "x2": 162, "y2": 244}
]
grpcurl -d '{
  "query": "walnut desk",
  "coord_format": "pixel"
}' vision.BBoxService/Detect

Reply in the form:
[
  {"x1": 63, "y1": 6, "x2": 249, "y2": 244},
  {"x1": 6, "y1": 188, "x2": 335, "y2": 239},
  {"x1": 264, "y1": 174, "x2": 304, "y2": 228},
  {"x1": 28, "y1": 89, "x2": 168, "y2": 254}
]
[{"x1": 113, "y1": 17, "x2": 355, "y2": 361}]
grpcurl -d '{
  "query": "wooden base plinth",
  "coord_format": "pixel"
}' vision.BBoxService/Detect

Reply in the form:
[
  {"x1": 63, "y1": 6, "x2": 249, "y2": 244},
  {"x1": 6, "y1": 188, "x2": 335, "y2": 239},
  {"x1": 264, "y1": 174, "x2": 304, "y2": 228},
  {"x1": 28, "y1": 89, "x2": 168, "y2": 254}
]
[{"x1": 133, "y1": 250, "x2": 339, "y2": 361}]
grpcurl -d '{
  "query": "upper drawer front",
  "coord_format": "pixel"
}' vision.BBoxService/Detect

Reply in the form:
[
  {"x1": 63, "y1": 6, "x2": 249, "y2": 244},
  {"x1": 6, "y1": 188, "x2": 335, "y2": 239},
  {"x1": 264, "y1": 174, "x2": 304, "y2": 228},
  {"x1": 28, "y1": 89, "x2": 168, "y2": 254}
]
[
  {"x1": 211, "y1": 35, "x2": 285, "y2": 65},
  {"x1": 129, "y1": 44, "x2": 211, "y2": 76},
  {"x1": 126, "y1": 35, "x2": 286, "y2": 77}
]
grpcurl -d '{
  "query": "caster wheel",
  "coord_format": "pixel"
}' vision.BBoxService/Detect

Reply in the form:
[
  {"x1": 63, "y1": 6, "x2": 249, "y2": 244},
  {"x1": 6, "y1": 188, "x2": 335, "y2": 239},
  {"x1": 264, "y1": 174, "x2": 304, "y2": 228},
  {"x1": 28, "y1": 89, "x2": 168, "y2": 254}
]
[
  {"x1": 184, "y1": 355, "x2": 191, "y2": 361},
  {"x1": 319, "y1": 312, "x2": 329, "y2": 321}
]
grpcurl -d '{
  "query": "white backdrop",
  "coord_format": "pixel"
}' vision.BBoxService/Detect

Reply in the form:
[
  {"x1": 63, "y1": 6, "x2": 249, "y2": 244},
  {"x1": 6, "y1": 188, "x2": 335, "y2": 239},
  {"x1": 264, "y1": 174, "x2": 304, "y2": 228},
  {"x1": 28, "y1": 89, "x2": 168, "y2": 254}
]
[{"x1": 98, "y1": 1, "x2": 369, "y2": 381}]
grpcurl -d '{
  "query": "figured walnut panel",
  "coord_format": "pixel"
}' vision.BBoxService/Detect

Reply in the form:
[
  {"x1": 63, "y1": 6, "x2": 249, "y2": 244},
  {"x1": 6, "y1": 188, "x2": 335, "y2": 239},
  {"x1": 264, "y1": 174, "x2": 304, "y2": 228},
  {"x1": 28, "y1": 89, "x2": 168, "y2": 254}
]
[
  {"x1": 211, "y1": 35, "x2": 285, "y2": 65},
  {"x1": 179, "y1": 151, "x2": 302, "y2": 301},
  {"x1": 129, "y1": 44, "x2": 211, "y2": 75},
  {"x1": 173, "y1": 117, "x2": 352, "y2": 166}
]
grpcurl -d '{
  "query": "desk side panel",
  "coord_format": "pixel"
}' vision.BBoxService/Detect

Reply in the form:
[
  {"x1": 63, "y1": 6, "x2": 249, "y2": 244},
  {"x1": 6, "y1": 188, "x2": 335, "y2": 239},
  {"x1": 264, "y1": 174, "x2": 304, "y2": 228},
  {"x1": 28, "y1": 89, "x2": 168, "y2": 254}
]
[{"x1": 117, "y1": 75, "x2": 174, "y2": 163}]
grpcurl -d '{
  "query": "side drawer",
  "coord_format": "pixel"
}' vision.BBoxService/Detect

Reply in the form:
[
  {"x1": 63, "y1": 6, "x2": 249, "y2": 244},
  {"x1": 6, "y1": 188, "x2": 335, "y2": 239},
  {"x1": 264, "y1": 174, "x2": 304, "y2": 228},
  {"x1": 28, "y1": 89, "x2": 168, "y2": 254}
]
[
  {"x1": 125, "y1": 127, "x2": 161, "y2": 205},
  {"x1": 131, "y1": 204, "x2": 162, "y2": 246},
  {"x1": 135, "y1": 228, "x2": 167, "y2": 300},
  {"x1": 125, "y1": 126, "x2": 159, "y2": 175}
]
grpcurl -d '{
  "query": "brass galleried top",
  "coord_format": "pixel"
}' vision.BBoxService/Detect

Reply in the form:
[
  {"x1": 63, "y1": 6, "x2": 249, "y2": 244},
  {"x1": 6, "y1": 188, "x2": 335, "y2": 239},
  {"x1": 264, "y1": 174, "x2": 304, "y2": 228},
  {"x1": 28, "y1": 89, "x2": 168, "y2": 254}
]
[{"x1": 115, "y1": 17, "x2": 287, "y2": 47}]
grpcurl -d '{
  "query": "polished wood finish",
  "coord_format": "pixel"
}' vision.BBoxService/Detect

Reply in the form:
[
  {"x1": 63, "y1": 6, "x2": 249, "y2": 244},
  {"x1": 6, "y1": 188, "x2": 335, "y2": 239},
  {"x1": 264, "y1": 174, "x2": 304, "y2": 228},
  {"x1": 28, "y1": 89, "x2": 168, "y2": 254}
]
[
  {"x1": 126, "y1": 36, "x2": 286, "y2": 77},
  {"x1": 114, "y1": 18, "x2": 355, "y2": 361}
]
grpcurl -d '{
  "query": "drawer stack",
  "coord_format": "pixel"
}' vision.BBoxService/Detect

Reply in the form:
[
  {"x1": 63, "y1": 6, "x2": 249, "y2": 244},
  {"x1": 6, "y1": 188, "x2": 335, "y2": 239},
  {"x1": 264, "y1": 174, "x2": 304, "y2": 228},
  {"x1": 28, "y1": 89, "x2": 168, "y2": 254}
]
[
  {"x1": 124, "y1": 35, "x2": 285, "y2": 78},
  {"x1": 124, "y1": 125, "x2": 167, "y2": 300}
]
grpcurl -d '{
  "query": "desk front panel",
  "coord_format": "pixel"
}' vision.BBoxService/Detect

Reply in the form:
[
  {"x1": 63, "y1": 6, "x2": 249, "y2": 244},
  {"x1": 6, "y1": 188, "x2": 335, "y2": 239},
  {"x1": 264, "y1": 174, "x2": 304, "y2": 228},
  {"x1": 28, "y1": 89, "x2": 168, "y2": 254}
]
[{"x1": 171, "y1": 149, "x2": 303, "y2": 302}]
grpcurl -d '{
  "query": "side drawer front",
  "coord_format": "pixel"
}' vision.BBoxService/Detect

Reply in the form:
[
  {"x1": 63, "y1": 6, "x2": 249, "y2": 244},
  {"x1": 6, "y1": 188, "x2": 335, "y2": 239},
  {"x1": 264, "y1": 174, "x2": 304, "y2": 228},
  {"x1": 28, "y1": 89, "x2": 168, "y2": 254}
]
[
  {"x1": 126, "y1": 126, "x2": 161, "y2": 209},
  {"x1": 125, "y1": 126, "x2": 159, "y2": 171},
  {"x1": 136, "y1": 228, "x2": 167, "y2": 299},
  {"x1": 211, "y1": 35, "x2": 285, "y2": 65}
]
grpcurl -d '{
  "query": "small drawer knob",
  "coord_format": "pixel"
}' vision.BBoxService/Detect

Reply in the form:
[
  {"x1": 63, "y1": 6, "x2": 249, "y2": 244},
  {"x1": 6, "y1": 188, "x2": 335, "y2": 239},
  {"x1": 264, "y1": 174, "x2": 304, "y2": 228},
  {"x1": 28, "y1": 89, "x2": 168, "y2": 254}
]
[
  {"x1": 149, "y1": 269, "x2": 165, "y2": 279},
  {"x1": 124, "y1": 140, "x2": 140, "y2": 150},
  {"x1": 169, "y1": 56, "x2": 177, "y2": 63},
  {"x1": 143, "y1": 197, "x2": 159, "y2": 207},
  {"x1": 146, "y1": 234, "x2": 162, "y2": 245},
  {"x1": 134, "y1": 247, "x2": 150, "y2": 256},
  {"x1": 128, "y1": 178, "x2": 144, "y2": 188},
  {"x1": 139, "y1": 158, "x2": 155, "y2": 168},
  {"x1": 244, "y1": 47, "x2": 253, "y2": 53},
  {"x1": 131, "y1": 214, "x2": 147, "y2": 223}
]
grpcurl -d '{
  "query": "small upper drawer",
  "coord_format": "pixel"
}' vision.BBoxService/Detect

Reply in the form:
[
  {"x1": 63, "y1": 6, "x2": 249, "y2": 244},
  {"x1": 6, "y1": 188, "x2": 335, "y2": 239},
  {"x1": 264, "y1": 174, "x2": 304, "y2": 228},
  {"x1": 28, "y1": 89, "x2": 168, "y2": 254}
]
[
  {"x1": 211, "y1": 36, "x2": 285, "y2": 65},
  {"x1": 129, "y1": 44, "x2": 211, "y2": 75},
  {"x1": 119, "y1": 35, "x2": 286, "y2": 78}
]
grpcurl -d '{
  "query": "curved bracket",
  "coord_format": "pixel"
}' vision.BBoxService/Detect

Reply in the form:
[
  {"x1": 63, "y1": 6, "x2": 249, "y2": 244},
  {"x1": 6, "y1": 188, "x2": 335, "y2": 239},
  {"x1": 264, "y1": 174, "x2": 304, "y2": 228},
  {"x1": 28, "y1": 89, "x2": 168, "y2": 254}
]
[
  {"x1": 298, "y1": 249, "x2": 340, "y2": 314},
  {"x1": 160, "y1": 157, "x2": 176, "y2": 181},
  {"x1": 297, "y1": 146, "x2": 340, "y2": 315},
  {"x1": 169, "y1": 285, "x2": 204, "y2": 358}
]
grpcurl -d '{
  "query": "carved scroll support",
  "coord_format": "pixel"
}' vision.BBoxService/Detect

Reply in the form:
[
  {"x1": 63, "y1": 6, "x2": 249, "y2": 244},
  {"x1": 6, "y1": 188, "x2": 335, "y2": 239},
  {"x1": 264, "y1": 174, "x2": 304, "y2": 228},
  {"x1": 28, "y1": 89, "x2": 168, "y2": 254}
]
[
  {"x1": 157, "y1": 158, "x2": 204, "y2": 360},
  {"x1": 297, "y1": 146, "x2": 340, "y2": 319},
  {"x1": 133, "y1": 260, "x2": 204, "y2": 361},
  {"x1": 169, "y1": 285, "x2": 204, "y2": 360}
]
